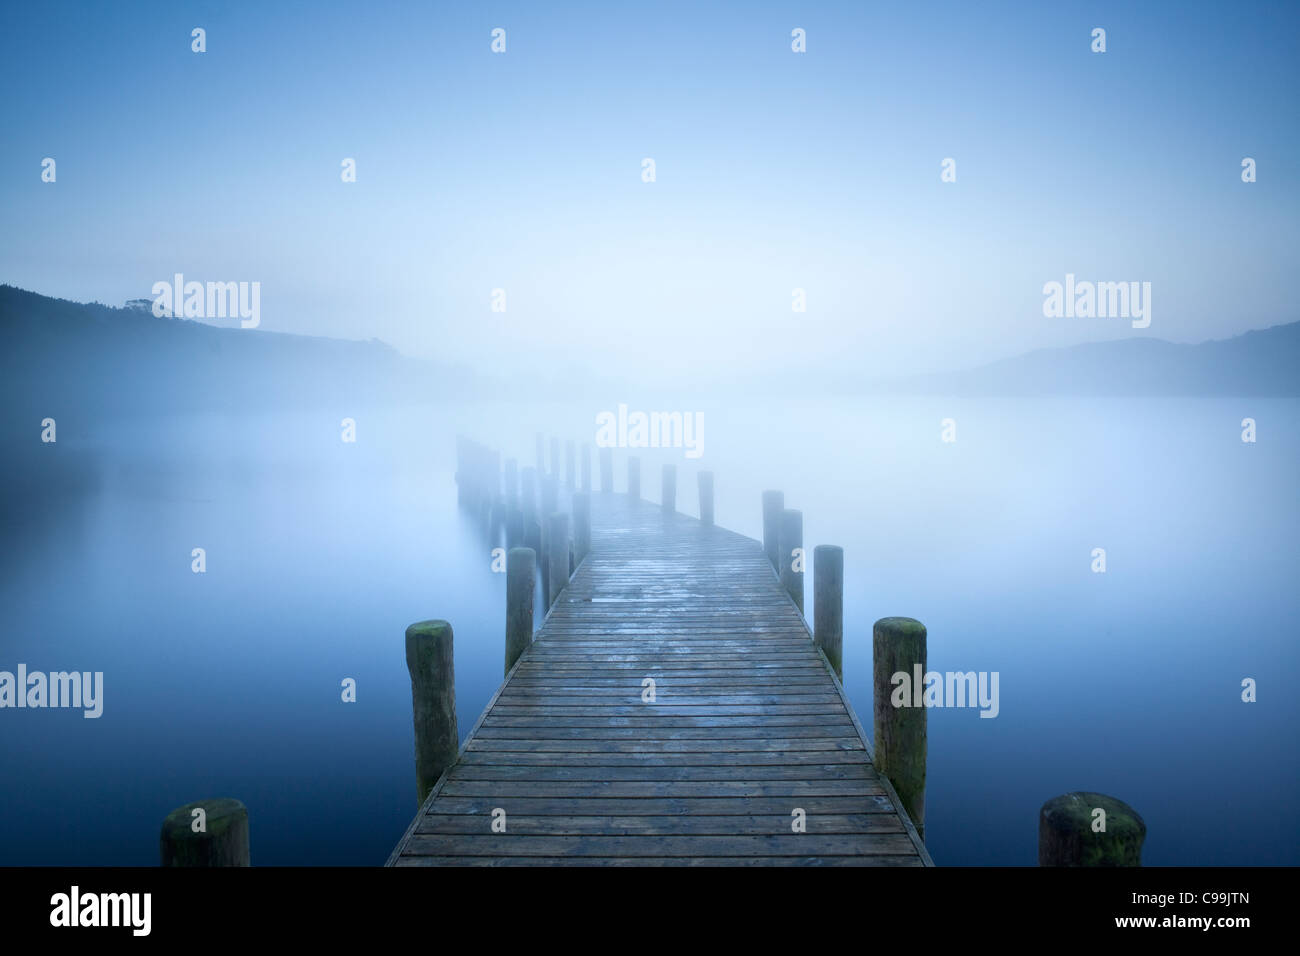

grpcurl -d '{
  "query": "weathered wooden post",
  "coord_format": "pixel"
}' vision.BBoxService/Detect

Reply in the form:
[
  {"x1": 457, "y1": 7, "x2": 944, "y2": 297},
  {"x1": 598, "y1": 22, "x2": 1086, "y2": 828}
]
[
  {"x1": 540, "y1": 476, "x2": 558, "y2": 601},
  {"x1": 504, "y1": 457, "x2": 518, "y2": 508},
  {"x1": 505, "y1": 548, "x2": 535, "y2": 674},
  {"x1": 520, "y1": 466, "x2": 537, "y2": 522},
  {"x1": 662, "y1": 464, "x2": 677, "y2": 513},
  {"x1": 581, "y1": 442, "x2": 592, "y2": 492},
  {"x1": 628, "y1": 456, "x2": 641, "y2": 499},
  {"x1": 506, "y1": 508, "x2": 524, "y2": 550},
  {"x1": 524, "y1": 518, "x2": 541, "y2": 561},
  {"x1": 404, "y1": 620, "x2": 458, "y2": 806},
  {"x1": 698, "y1": 471, "x2": 714, "y2": 526},
  {"x1": 762, "y1": 490, "x2": 784, "y2": 572},
  {"x1": 565, "y1": 440, "x2": 575, "y2": 490},
  {"x1": 599, "y1": 448, "x2": 613, "y2": 493},
  {"x1": 546, "y1": 513, "x2": 570, "y2": 608},
  {"x1": 160, "y1": 798, "x2": 250, "y2": 866},
  {"x1": 1039, "y1": 793, "x2": 1146, "y2": 866},
  {"x1": 873, "y1": 616, "x2": 926, "y2": 839},
  {"x1": 814, "y1": 545, "x2": 843, "y2": 678},
  {"x1": 778, "y1": 508, "x2": 803, "y2": 612},
  {"x1": 549, "y1": 436, "x2": 560, "y2": 477},
  {"x1": 573, "y1": 492, "x2": 591, "y2": 565}
]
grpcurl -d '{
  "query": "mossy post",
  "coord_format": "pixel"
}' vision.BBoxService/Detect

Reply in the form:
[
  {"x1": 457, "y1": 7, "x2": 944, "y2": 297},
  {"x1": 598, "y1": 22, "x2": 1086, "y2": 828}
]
[
  {"x1": 778, "y1": 508, "x2": 803, "y2": 612},
  {"x1": 565, "y1": 440, "x2": 575, "y2": 490},
  {"x1": 1039, "y1": 793, "x2": 1146, "y2": 866},
  {"x1": 573, "y1": 492, "x2": 591, "y2": 564},
  {"x1": 505, "y1": 548, "x2": 535, "y2": 674},
  {"x1": 873, "y1": 616, "x2": 927, "y2": 839},
  {"x1": 628, "y1": 456, "x2": 641, "y2": 499},
  {"x1": 404, "y1": 620, "x2": 458, "y2": 807},
  {"x1": 662, "y1": 464, "x2": 677, "y2": 513},
  {"x1": 698, "y1": 471, "x2": 714, "y2": 526},
  {"x1": 599, "y1": 448, "x2": 613, "y2": 493},
  {"x1": 762, "y1": 490, "x2": 784, "y2": 573},
  {"x1": 814, "y1": 545, "x2": 843, "y2": 679},
  {"x1": 546, "y1": 512, "x2": 570, "y2": 608},
  {"x1": 160, "y1": 798, "x2": 249, "y2": 866}
]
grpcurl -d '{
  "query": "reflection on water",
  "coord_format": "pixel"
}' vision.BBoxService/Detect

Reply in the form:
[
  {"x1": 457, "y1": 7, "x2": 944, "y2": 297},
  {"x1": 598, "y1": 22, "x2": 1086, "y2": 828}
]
[{"x1": 1, "y1": 398, "x2": 1297, "y2": 864}]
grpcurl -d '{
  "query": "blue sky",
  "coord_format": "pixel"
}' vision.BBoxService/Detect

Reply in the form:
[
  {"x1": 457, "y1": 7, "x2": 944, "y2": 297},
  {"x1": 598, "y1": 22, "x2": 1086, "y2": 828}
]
[{"x1": 2, "y1": 0, "x2": 1297, "y2": 382}]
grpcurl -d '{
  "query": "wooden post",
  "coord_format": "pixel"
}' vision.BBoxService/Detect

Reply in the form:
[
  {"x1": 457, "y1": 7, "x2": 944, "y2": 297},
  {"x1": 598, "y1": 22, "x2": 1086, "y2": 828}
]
[
  {"x1": 540, "y1": 476, "x2": 558, "y2": 600},
  {"x1": 581, "y1": 442, "x2": 592, "y2": 492},
  {"x1": 813, "y1": 545, "x2": 843, "y2": 678},
  {"x1": 520, "y1": 466, "x2": 537, "y2": 524},
  {"x1": 160, "y1": 798, "x2": 249, "y2": 866},
  {"x1": 762, "y1": 490, "x2": 784, "y2": 572},
  {"x1": 1039, "y1": 793, "x2": 1146, "y2": 866},
  {"x1": 535, "y1": 433, "x2": 545, "y2": 473},
  {"x1": 546, "y1": 512, "x2": 570, "y2": 608},
  {"x1": 599, "y1": 448, "x2": 613, "y2": 493},
  {"x1": 505, "y1": 508, "x2": 524, "y2": 550},
  {"x1": 628, "y1": 456, "x2": 641, "y2": 499},
  {"x1": 404, "y1": 620, "x2": 458, "y2": 806},
  {"x1": 565, "y1": 440, "x2": 575, "y2": 490},
  {"x1": 573, "y1": 492, "x2": 591, "y2": 564},
  {"x1": 778, "y1": 508, "x2": 803, "y2": 612},
  {"x1": 698, "y1": 470, "x2": 714, "y2": 525},
  {"x1": 505, "y1": 548, "x2": 535, "y2": 674},
  {"x1": 549, "y1": 436, "x2": 560, "y2": 477},
  {"x1": 662, "y1": 463, "x2": 676, "y2": 513},
  {"x1": 524, "y1": 518, "x2": 541, "y2": 563},
  {"x1": 873, "y1": 616, "x2": 926, "y2": 839}
]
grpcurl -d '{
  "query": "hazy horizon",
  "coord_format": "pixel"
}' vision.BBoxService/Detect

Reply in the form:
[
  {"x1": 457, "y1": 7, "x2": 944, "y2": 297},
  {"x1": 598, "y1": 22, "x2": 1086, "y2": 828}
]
[{"x1": 3, "y1": 0, "x2": 1297, "y2": 386}]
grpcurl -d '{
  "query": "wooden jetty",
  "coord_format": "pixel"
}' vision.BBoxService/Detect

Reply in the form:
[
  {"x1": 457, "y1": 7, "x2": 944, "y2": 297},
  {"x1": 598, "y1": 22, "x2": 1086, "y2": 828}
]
[{"x1": 388, "y1": 457, "x2": 933, "y2": 867}]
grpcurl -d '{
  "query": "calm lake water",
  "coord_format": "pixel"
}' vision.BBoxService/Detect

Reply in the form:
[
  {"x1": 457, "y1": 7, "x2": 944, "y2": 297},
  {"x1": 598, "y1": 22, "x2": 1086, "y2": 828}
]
[{"x1": 2, "y1": 397, "x2": 1297, "y2": 865}]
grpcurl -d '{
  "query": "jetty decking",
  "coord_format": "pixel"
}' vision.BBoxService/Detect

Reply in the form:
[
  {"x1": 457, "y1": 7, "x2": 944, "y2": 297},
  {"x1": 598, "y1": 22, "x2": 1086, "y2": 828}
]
[{"x1": 388, "y1": 492, "x2": 932, "y2": 866}]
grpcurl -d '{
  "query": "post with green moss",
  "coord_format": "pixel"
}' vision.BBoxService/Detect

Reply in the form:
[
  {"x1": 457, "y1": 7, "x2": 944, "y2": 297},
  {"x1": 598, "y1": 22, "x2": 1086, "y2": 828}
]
[
  {"x1": 546, "y1": 513, "x2": 570, "y2": 608},
  {"x1": 662, "y1": 464, "x2": 677, "y2": 513},
  {"x1": 405, "y1": 620, "x2": 458, "y2": 806},
  {"x1": 573, "y1": 492, "x2": 591, "y2": 565},
  {"x1": 698, "y1": 471, "x2": 714, "y2": 525},
  {"x1": 814, "y1": 545, "x2": 843, "y2": 678},
  {"x1": 628, "y1": 456, "x2": 641, "y2": 499},
  {"x1": 873, "y1": 616, "x2": 927, "y2": 839},
  {"x1": 778, "y1": 508, "x2": 803, "y2": 612},
  {"x1": 1039, "y1": 793, "x2": 1146, "y2": 866},
  {"x1": 505, "y1": 548, "x2": 535, "y2": 674},
  {"x1": 762, "y1": 490, "x2": 784, "y2": 573},
  {"x1": 599, "y1": 448, "x2": 613, "y2": 493},
  {"x1": 160, "y1": 798, "x2": 250, "y2": 866}
]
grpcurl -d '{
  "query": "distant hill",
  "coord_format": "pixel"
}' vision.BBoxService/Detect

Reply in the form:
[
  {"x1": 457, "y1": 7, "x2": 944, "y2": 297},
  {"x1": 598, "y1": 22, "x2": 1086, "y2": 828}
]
[
  {"x1": 894, "y1": 322, "x2": 1300, "y2": 396},
  {"x1": 0, "y1": 284, "x2": 486, "y2": 429}
]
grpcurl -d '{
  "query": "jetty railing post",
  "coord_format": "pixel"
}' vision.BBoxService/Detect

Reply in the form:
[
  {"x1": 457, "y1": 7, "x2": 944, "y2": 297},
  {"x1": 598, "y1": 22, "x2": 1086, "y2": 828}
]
[
  {"x1": 539, "y1": 476, "x2": 558, "y2": 600},
  {"x1": 581, "y1": 442, "x2": 592, "y2": 492},
  {"x1": 565, "y1": 439, "x2": 575, "y2": 490},
  {"x1": 762, "y1": 490, "x2": 784, "y2": 572},
  {"x1": 873, "y1": 616, "x2": 927, "y2": 839},
  {"x1": 628, "y1": 456, "x2": 641, "y2": 499},
  {"x1": 404, "y1": 620, "x2": 458, "y2": 807},
  {"x1": 573, "y1": 492, "x2": 591, "y2": 565},
  {"x1": 814, "y1": 545, "x2": 843, "y2": 678},
  {"x1": 599, "y1": 448, "x2": 613, "y2": 493},
  {"x1": 698, "y1": 470, "x2": 714, "y2": 525},
  {"x1": 778, "y1": 508, "x2": 804, "y2": 612},
  {"x1": 1039, "y1": 793, "x2": 1146, "y2": 866},
  {"x1": 160, "y1": 799, "x2": 250, "y2": 866},
  {"x1": 546, "y1": 513, "x2": 570, "y2": 608},
  {"x1": 662, "y1": 463, "x2": 676, "y2": 513},
  {"x1": 505, "y1": 548, "x2": 536, "y2": 674}
]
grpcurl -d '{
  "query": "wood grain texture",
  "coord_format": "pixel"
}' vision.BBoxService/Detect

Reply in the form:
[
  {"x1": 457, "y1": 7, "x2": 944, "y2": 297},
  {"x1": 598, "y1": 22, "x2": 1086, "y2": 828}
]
[{"x1": 387, "y1": 493, "x2": 932, "y2": 866}]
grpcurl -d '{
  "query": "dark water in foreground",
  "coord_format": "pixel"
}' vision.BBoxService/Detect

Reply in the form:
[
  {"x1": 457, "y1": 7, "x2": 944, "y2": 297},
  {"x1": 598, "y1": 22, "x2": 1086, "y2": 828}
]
[{"x1": 1, "y1": 397, "x2": 1297, "y2": 865}]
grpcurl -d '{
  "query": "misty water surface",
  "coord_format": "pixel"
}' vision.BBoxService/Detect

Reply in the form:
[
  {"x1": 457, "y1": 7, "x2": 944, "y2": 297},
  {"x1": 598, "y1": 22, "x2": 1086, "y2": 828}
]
[{"x1": 1, "y1": 396, "x2": 1296, "y2": 865}]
